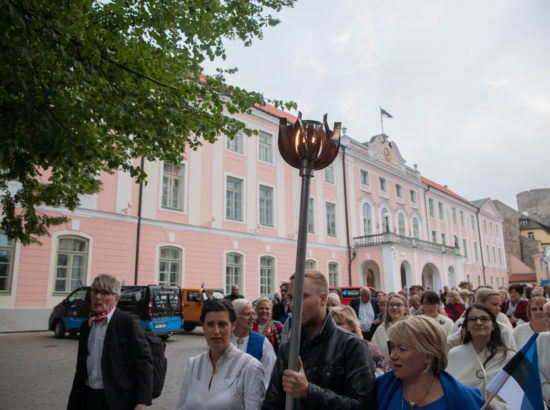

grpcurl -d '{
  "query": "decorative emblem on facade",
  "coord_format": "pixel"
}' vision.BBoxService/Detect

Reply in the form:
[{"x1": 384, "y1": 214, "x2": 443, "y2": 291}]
[{"x1": 384, "y1": 147, "x2": 392, "y2": 161}]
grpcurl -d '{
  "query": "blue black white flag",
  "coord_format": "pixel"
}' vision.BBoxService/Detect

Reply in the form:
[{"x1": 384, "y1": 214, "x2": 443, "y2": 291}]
[
  {"x1": 486, "y1": 333, "x2": 544, "y2": 410},
  {"x1": 380, "y1": 107, "x2": 393, "y2": 119}
]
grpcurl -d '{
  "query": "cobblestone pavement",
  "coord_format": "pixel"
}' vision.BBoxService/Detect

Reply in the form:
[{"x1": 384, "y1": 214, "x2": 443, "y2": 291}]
[{"x1": 0, "y1": 329, "x2": 207, "y2": 410}]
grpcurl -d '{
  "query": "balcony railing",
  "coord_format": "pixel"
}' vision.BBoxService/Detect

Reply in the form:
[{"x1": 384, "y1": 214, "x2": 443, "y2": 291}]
[{"x1": 352, "y1": 232, "x2": 461, "y2": 256}]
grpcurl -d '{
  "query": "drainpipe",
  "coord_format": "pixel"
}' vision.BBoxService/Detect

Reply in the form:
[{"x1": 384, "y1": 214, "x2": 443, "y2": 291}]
[
  {"x1": 423, "y1": 186, "x2": 431, "y2": 242},
  {"x1": 341, "y1": 145, "x2": 353, "y2": 286},
  {"x1": 475, "y1": 207, "x2": 487, "y2": 285},
  {"x1": 134, "y1": 156, "x2": 145, "y2": 285}
]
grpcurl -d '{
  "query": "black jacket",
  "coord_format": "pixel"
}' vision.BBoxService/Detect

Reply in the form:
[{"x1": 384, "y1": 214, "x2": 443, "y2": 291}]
[
  {"x1": 272, "y1": 301, "x2": 289, "y2": 321},
  {"x1": 262, "y1": 311, "x2": 376, "y2": 410},
  {"x1": 67, "y1": 309, "x2": 153, "y2": 410}
]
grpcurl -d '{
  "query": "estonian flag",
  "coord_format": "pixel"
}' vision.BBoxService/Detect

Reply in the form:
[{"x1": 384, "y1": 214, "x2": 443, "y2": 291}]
[
  {"x1": 486, "y1": 333, "x2": 544, "y2": 410},
  {"x1": 380, "y1": 107, "x2": 393, "y2": 118}
]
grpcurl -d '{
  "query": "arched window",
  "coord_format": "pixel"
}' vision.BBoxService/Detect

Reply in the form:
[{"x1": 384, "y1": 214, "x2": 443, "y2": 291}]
[
  {"x1": 54, "y1": 236, "x2": 88, "y2": 293},
  {"x1": 159, "y1": 247, "x2": 181, "y2": 286},
  {"x1": 381, "y1": 208, "x2": 390, "y2": 233},
  {"x1": 305, "y1": 259, "x2": 317, "y2": 270},
  {"x1": 226, "y1": 252, "x2": 243, "y2": 294},
  {"x1": 412, "y1": 217, "x2": 420, "y2": 239},
  {"x1": 259, "y1": 256, "x2": 275, "y2": 296},
  {"x1": 398, "y1": 213, "x2": 406, "y2": 236},
  {"x1": 362, "y1": 203, "x2": 373, "y2": 235},
  {"x1": 328, "y1": 262, "x2": 339, "y2": 287}
]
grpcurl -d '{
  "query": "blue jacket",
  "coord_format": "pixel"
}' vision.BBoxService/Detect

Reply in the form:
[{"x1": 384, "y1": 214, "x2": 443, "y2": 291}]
[{"x1": 376, "y1": 370, "x2": 485, "y2": 410}]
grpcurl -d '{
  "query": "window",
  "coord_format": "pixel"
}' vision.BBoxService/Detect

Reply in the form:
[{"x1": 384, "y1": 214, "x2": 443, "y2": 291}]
[
  {"x1": 396, "y1": 184, "x2": 403, "y2": 199},
  {"x1": 452, "y1": 208, "x2": 457, "y2": 225},
  {"x1": 259, "y1": 185, "x2": 274, "y2": 226},
  {"x1": 306, "y1": 259, "x2": 317, "y2": 270},
  {"x1": 463, "y1": 239, "x2": 468, "y2": 258},
  {"x1": 441, "y1": 233, "x2": 446, "y2": 245},
  {"x1": 398, "y1": 213, "x2": 406, "y2": 236},
  {"x1": 491, "y1": 277, "x2": 494, "y2": 288},
  {"x1": 258, "y1": 130, "x2": 273, "y2": 163},
  {"x1": 453, "y1": 235, "x2": 458, "y2": 248},
  {"x1": 471, "y1": 215, "x2": 476, "y2": 231},
  {"x1": 324, "y1": 163, "x2": 335, "y2": 184},
  {"x1": 360, "y1": 170, "x2": 369, "y2": 186},
  {"x1": 410, "y1": 190, "x2": 417, "y2": 204},
  {"x1": 159, "y1": 247, "x2": 181, "y2": 286},
  {"x1": 225, "y1": 253, "x2": 243, "y2": 294},
  {"x1": 438, "y1": 202, "x2": 444, "y2": 220},
  {"x1": 486, "y1": 245, "x2": 491, "y2": 264},
  {"x1": 162, "y1": 162, "x2": 185, "y2": 211},
  {"x1": 259, "y1": 256, "x2": 274, "y2": 296},
  {"x1": 460, "y1": 210, "x2": 464, "y2": 227},
  {"x1": 326, "y1": 202, "x2": 337, "y2": 237},
  {"x1": 307, "y1": 197, "x2": 315, "y2": 234},
  {"x1": 328, "y1": 262, "x2": 339, "y2": 287},
  {"x1": 496, "y1": 226, "x2": 499, "y2": 239},
  {"x1": 226, "y1": 133, "x2": 244, "y2": 154},
  {"x1": 474, "y1": 242, "x2": 479, "y2": 262},
  {"x1": 490, "y1": 222, "x2": 493, "y2": 237},
  {"x1": 0, "y1": 232, "x2": 14, "y2": 293},
  {"x1": 429, "y1": 199, "x2": 435, "y2": 217},
  {"x1": 54, "y1": 237, "x2": 88, "y2": 293},
  {"x1": 520, "y1": 220, "x2": 528, "y2": 227},
  {"x1": 412, "y1": 217, "x2": 420, "y2": 239},
  {"x1": 527, "y1": 232, "x2": 535, "y2": 240},
  {"x1": 362, "y1": 203, "x2": 373, "y2": 235},
  {"x1": 381, "y1": 208, "x2": 390, "y2": 233},
  {"x1": 467, "y1": 274, "x2": 471, "y2": 283},
  {"x1": 492, "y1": 246, "x2": 496, "y2": 266},
  {"x1": 478, "y1": 275, "x2": 482, "y2": 287},
  {"x1": 484, "y1": 220, "x2": 487, "y2": 234},
  {"x1": 226, "y1": 176, "x2": 243, "y2": 221},
  {"x1": 498, "y1": 248, "x2": 502, "y2": 265},
  {"x1": 432, "y1": 230, "x2": 438, "y2": 243},
  {"x1": 379, "y1": 177, "x2": 387, "y2": 193}
]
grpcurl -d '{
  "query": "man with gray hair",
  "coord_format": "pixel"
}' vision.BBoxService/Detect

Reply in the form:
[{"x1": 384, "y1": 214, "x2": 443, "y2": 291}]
[{"x1": 68, "y1": 274, "x2": 153, "y2": 410}]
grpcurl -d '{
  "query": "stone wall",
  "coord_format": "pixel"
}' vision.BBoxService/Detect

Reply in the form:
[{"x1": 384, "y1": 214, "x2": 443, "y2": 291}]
[
  {"x1": 517, "y1": 189, "x2": 550, "y2": 225},
  {"x1": 493, "y1": 200, "x2": 521, "y2": 268}
]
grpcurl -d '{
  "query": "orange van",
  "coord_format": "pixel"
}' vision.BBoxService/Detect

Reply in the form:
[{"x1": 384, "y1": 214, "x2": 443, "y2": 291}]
[{"x1": 181, "y1": 288, "x2": 224, "y2": 331}]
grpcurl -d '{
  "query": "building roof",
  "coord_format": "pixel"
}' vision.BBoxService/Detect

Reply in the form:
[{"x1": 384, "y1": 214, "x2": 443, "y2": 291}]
[
  {"x1": 470, "y1": 198, "x2": 491, "y2": 208},
  {"x1": 519, "y1": 217, "x2": 550, "y2": 233},
  {"x1": 254, "y1": 103, "x2": 297, "y2": 123},
  {"x1": 421, "y1": 176, "x2": 471, "y2": 205},
  {"x1": 508, "y1": 255, "x2": 535, "y2": 275}
]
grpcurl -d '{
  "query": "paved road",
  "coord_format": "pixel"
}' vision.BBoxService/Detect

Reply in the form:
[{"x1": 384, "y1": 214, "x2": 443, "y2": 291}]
[{"x1": 0, "y1": 329, "x2": 208, "y2": 410}]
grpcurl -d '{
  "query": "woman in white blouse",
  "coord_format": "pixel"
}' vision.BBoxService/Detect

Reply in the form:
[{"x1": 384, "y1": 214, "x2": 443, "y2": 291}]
[
  {"x1": 420, "y1": 290, "x2": 454, "y2": 336},
  {"x1": 513, "y1": 295, "x2": 547, "y2": 349},
  {"x1": 371, "y1": 294, "x2": 409, "y2": 360},
  {"x1": 177, "y1": 299, "x2": 265, "y2": 410}
]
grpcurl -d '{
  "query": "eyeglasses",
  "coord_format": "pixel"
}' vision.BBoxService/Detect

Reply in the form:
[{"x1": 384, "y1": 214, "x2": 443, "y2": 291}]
[
  {"x1": 91, "y1": 288, "x2": 115, "y2": 297},
  {"x1": 530, "y1": 307, "x2": 544, "y2": 312},
  {"x1": 388, "y1": 303, "x2": 404, "y2": 308},
  {"x1": 467, "y1": 316, "x2": 491, "y2": 323},
  {"x1": 239, "y1": 312, "x2": 255, "y2": 318}
]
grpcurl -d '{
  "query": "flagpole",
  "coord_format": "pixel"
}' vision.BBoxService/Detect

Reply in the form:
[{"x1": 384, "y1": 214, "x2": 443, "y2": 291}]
[
  {"x1": 479, "y1": 393, "x2": 497, "y2": 410},
  {"x1": 380, "y1": 107, "x2": 384, "y2": 134}
]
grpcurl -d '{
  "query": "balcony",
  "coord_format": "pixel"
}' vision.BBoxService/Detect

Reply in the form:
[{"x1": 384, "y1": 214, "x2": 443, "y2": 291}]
[{"x1": 352, "y1": 232, "x2": 461, "y2": 256}]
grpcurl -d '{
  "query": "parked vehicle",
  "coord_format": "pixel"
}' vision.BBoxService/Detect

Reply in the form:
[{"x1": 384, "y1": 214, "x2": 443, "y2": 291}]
[
  {"x1": 181, "y1": 288, "x2": 224, "y2": 332},
  {"x1": 48, "y1": 285, "x2": 183, "y2": 339}
]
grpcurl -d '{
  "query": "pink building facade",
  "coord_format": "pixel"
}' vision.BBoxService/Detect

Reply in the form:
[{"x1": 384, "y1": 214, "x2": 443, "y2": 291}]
[{"x1": 0, "y1": 106, "x2": 509, "y2": 331}]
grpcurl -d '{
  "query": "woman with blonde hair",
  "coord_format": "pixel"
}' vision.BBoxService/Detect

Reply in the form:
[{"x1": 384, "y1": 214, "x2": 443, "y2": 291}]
[
  {"x1": 252, "y1": 297, "x2": 284, "y2": 354},
  {"x1": 330, "y1": 305, "x2": 389, "y2": 376},
  {"x1": 443, "y1": 290, "x2": 465, "y2": 322},
  {"x1": 513, "y1": 295, "x2": 547, "y2": 348},
  {"x1": 376, "y1": 315, "x2": 484, "y2": 409},
  {"x1": 372, "y1": 294, "x2": 409, "y2": 360}
]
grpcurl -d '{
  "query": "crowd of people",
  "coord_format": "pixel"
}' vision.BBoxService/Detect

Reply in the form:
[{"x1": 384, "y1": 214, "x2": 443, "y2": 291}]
[{"x1": 68, "y1": 273, "x2": 550, "y2": 410}]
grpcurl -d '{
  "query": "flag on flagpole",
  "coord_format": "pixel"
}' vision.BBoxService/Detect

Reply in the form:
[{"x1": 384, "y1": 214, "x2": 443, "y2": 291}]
[
  {"x1": 380, "y1": 107, "x2": 393, "y2": 119},
  {"x1": 485, "y1": 333, "x2": 544, "y2": 410},
  {"x1": 121, "y1": 279, "x2": 125, "y2": 286},
  {"x1": 79, "y1": 279, "x2": 84, "y2": 287}
]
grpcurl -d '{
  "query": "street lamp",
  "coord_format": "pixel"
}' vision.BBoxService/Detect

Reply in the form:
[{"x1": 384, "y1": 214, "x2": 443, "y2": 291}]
[{"x1": 278, "y1": 112, "x2": 341, "y2": 410}]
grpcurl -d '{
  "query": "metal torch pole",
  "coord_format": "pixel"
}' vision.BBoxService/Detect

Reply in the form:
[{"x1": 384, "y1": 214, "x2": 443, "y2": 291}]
[{"x1": 285, "y1": 159, "x2": 313, "y2": 410}]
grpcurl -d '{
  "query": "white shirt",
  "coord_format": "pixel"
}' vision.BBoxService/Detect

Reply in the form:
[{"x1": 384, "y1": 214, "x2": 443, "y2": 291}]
[
  {"x1": 358, "y1": 301, "x2": 375, "y2": 333},
  {"x1": 177, "y1": 344, "x2": 265, "y2": 410},
  {"x1": 230, "y1": 332, "x2": 276, "y2": 389},
  {"x1": 86, "y1": 307, "x2": 116, "y2": 389}
]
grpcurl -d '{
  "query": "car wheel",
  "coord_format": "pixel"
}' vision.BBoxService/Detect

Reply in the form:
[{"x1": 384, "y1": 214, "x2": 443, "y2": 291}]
[
  {"x1": 54, "y1": 321, "x2": 65, "y2": 339},
  {"x1": 183, "y1": 324, "x2": 196, "y2": 332}
]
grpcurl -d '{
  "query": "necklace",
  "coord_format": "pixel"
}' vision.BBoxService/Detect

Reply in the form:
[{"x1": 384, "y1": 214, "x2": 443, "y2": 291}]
[{"x1": 402, "y1": 377, "x2": 434, "y2": 409}]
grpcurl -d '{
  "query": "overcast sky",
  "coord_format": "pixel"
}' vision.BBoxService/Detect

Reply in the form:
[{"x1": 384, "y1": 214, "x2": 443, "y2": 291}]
[{"x1": 202, "y1": 0, "x2": 550, "y2": 210}]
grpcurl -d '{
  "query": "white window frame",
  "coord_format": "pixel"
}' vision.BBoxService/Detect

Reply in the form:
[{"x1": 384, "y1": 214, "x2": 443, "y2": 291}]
[
  {"x1": 258, "y1": 183, "x2": 275, "y2": 227},
  {"x1": 158, "y1": 246, "x2": 182, "y2": 286},
  {"x1": 53, "y1": 236, "x2": 89, "y2": 294},
  {"x1": 379, "y1": 177, "x2": 388, "y2": 194},
  {"x1": 160, "y1": 161, "x2": 187, "y2": 212},
  {"x1": 429, "y1": 198, "x2": 435, "y2": 217},
  {"x1": 362, "y1": 202, "x2": 374, "y2": 235},
  {"x1": 225, "y1": 174, "x2": 245, "y2": 222},
  {"x1": 452, "y1": 208, "x2": 457, "y2": 225},
  {"x1": 0, "y1": 232, "x2": 15, "y2": 294},
  {"x1": 326, "y1": 201, "x2": 337, "y2": 237},
  {"x1": 307, "y1": 197, "x2": 316, "y2": 234},
  {"x1": 360, "y1": 169, "x2": 370, "y2": 186},
  {"x1": 305, "y1": 259, "x2": 317, "y2": 270},
  {"x1": 328, "y1": 261, "x2": 339, "y2": 287},
  {"x1": 438, "y1": 202, "x2": 444, "y2": 220},
  {"x1": 225, "y1": 251, "x2": 245, "y2": 295},
  {"x1": 324, "y1": 163, "x2": 335, "y2": 184},
  {"x1": 226, "y1": 132, "x2": 245, "y2": 155},
  {"x1": 395, "y1": 184, "x2": 403, "y2": 199},
  {"x1": 258, "y1": 130, "x2": 274, "y2": 164},
  {"x1": 412, "y1": 216, "x2": 420, "y2": 239},
  {"x1": 259, "y1": 255, "x2": 275, "y2": 297},
  {"x1": 410, "y1": 190, "x2": 417, "y2": 204},
  {"x1": 463, "y1": 238, "x2": 468, "y2": 258}
]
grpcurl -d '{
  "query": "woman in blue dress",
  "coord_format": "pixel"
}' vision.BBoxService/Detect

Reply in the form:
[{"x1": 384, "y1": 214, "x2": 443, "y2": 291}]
[{"x1": 376, "y1": 315, "x2": 485, "y2": 409}]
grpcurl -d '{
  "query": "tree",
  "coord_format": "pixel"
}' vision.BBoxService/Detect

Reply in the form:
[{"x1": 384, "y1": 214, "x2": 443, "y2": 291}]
[{"x1": 0, "y1": 0, "x2": 296, "y2": 244}]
